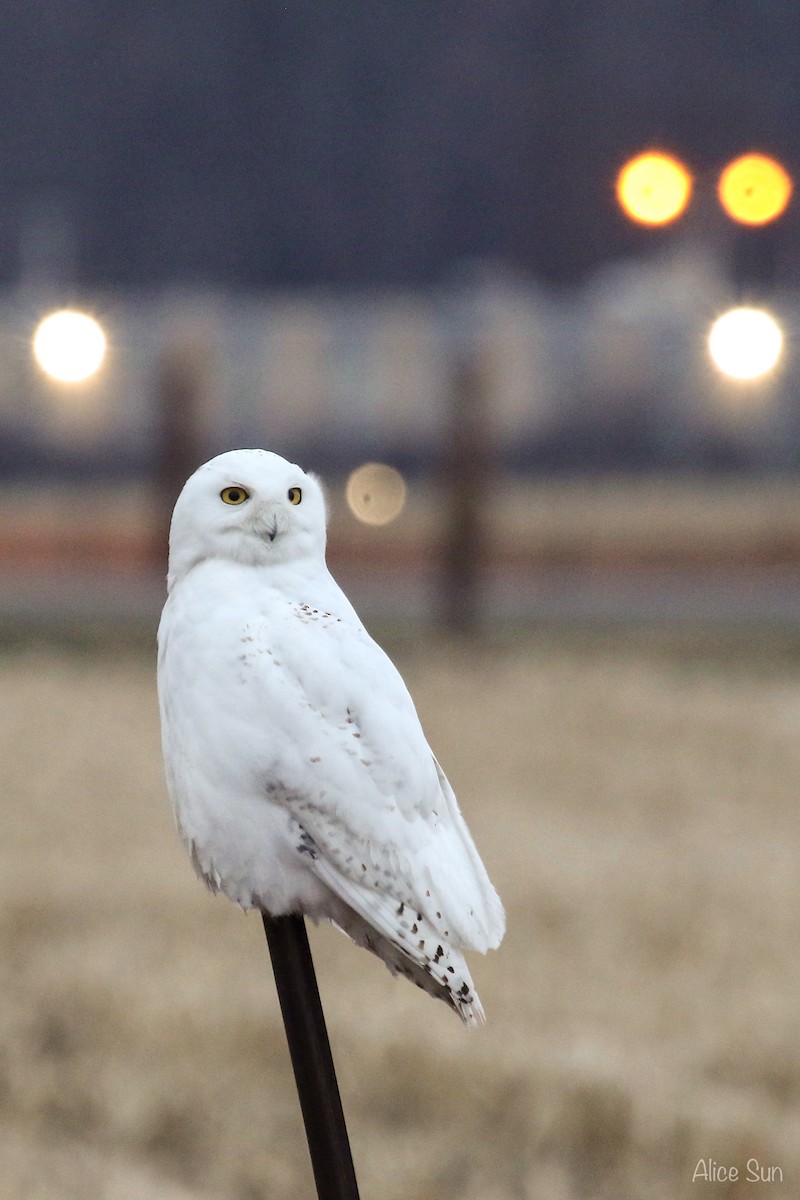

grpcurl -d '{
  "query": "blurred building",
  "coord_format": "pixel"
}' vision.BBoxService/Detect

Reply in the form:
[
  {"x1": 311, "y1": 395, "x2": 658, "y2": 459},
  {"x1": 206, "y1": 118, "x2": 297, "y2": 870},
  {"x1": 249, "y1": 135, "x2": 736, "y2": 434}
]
[{"x1": 3, "y1": 247, "x2": 799, "y2": 481}]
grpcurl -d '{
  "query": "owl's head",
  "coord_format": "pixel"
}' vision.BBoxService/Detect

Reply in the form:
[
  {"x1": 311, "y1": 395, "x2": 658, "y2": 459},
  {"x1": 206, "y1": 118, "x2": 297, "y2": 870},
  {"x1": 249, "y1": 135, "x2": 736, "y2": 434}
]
[{"x1": 167, "y1": 448, "x2": 327, "y2": 587}]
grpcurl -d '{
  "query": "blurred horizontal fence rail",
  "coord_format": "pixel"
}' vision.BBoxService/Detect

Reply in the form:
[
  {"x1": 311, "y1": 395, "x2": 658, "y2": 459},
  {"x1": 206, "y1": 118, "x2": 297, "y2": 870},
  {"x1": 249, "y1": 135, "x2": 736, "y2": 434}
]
[
  {"x1": 5, "y1": 476, "x2": 800, "y2": 567},
  {"x1": 4, "y1": 477, "x2": 800, "y2": 634}
]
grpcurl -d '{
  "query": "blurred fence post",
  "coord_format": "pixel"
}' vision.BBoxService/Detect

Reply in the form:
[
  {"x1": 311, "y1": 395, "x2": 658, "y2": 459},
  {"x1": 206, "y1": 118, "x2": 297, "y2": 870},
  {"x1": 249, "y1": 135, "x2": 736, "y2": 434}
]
[
  {"x1": 152, "y1": 337, "x2": 208, "y2": 567},
  {"x1": 438, "y1": 349, "x2": 491, "y2": 634}
]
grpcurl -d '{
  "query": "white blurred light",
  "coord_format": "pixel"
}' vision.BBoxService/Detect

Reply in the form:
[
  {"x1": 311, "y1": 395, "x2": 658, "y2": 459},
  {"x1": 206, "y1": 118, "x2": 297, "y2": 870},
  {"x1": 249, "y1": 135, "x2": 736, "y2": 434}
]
[
  {"x1": 707, "y1": 307, "x2": 784, "y2": 381},
  {"x1": 346, "y1": 463, "x2": 407, "y2": 525},
  {"x1": 33, "y1": 310, "x2": 107, "y2": 383}
]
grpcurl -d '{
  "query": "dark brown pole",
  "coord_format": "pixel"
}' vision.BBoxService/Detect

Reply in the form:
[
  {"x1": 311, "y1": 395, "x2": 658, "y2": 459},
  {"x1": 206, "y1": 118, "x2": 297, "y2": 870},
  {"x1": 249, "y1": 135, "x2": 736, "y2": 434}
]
[
  {"x1": 153, "y1": 337, "x2": 207, "y2": 565},
  {"x1": 262, "y1": 913, "x2": 360, "y2": 1200},
  {"x1": 439, "y1": 351, "x2": 491, "y2": 633}
]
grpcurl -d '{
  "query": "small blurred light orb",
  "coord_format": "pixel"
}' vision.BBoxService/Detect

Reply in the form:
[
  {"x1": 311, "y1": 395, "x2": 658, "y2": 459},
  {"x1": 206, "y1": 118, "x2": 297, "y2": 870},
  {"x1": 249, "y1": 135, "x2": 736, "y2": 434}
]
[
  {"x1": 346, "y1": 463, "x2": 407, "y2": 526},
  {"x1": 718, "y1": 154, "x2": 792, "y2": 225},
  {"x1": 616, "y1": 151, "x2": 693, "y2": 225},
  {"x1": 33, "y1": 310, "x2": 107, "y2": 383},
  {"x1": 708, "y1": 307, "x2": 784, "y2": 380}
]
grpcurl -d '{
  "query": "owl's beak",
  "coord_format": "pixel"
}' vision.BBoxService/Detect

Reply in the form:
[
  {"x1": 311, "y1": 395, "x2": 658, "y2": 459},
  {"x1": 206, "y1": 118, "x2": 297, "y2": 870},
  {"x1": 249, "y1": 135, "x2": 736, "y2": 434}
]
[{"x1": 250, "y1": 501, "x2": 282, "y2": 544}]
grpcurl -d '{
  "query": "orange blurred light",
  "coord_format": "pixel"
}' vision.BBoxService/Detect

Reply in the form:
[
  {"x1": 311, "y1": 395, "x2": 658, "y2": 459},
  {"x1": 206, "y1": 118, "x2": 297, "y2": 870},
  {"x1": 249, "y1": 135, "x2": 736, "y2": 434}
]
[
  {"x1": 616, "y1": 151, "x2": 693, "y2": 225},
  {"x1": 718, "y1": 154, "x2": 792, "y2": 225}
]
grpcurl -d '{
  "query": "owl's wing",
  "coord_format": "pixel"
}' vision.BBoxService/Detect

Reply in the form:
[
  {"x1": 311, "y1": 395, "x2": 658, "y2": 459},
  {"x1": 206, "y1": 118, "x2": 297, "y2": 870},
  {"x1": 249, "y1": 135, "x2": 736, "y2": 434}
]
[
  {"x1": 250, "y1": 601, "x2": 505, "y2": 956},
  {"x1": 288, "y1": 752, "x2": 504, "y2": 954}
]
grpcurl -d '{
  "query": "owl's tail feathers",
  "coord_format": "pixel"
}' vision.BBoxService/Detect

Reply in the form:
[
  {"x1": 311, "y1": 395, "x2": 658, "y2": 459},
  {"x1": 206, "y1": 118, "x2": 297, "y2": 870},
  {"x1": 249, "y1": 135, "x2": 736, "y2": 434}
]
[
  {"x1": 332, "y1": 905, "x2": 485, "y2": 1025},
  {"x1": 305, "y1": 844, "x2": 488, "y2": 1022}
]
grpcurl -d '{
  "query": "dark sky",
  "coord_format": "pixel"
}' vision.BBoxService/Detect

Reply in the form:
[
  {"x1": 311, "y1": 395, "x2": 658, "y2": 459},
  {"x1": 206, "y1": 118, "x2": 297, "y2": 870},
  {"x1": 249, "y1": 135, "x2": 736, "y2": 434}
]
[{"x1": 4, "y1": 1, "x2": 800, "y2": 291}]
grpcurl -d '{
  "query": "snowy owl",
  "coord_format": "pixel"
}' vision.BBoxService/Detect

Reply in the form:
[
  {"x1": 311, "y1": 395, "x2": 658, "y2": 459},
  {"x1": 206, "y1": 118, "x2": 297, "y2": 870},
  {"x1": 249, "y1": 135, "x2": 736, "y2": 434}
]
[{"x1": 157, "y1": 449, "x2": 504, "y2": 1023}]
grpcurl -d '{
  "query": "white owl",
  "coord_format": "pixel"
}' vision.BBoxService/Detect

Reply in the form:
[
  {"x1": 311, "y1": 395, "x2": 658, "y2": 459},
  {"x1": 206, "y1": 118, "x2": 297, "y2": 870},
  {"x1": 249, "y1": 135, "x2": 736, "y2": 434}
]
[{"x1": 157, "y1": 449, "x2": 505, "y2": 1022}]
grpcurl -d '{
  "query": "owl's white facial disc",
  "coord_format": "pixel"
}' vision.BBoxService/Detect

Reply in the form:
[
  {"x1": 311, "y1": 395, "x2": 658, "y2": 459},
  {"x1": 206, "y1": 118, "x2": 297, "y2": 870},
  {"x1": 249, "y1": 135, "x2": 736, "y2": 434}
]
[{"x1": 167, "y1": 448, "x2": 327, "y2": 587}]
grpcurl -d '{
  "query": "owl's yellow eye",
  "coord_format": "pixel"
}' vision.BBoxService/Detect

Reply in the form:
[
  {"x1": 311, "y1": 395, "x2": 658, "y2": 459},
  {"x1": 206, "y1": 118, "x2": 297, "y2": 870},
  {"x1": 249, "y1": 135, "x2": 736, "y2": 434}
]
[
  {"x1": 220, "y1": 486, "x2": 249, "y2": 506},
  {"x1": 288, "y1": 487, "x2": 302, "y2": 505}
]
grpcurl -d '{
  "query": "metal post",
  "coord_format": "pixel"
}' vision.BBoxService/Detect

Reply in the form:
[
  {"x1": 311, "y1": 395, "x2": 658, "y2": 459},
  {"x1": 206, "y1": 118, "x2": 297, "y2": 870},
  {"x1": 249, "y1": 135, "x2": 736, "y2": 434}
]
[{"x1": 262, "y1": 913, "x2": 361, "y2": 1200}]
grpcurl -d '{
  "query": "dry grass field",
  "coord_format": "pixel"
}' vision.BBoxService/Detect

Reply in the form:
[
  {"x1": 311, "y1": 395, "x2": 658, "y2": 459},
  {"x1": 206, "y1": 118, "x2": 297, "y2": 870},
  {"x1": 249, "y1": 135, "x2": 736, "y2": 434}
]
[{"x1": 2, "y1": 627, "x2": 800, "y2": 1199}]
